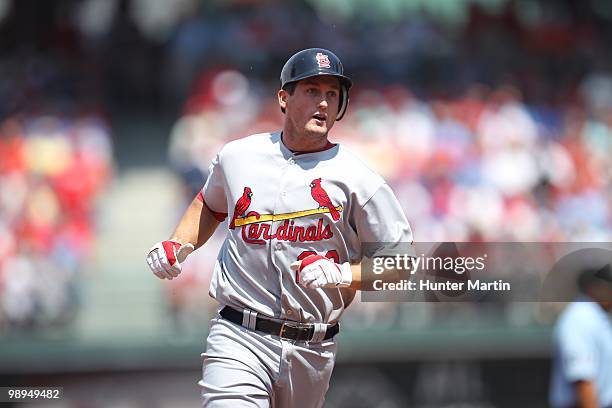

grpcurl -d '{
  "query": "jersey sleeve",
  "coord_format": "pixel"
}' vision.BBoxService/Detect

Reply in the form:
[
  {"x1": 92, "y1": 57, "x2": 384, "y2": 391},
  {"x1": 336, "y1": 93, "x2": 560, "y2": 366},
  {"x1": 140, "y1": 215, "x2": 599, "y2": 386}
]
[
  {"x1": 556, "y1": 318, "x2": 597, "y2": 382},
  {"x1": 353, "y1": 183, "x2": 415, "y2": 259},
  {"x1": 200, "y1": 152, "x2": 228, "y2": 221}
]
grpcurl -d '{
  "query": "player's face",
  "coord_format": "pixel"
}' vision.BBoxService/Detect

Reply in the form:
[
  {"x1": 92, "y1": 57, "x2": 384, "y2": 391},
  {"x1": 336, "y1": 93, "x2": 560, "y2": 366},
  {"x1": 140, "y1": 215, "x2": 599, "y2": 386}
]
[{"x1": 282, "y1": 76, "x2": 341, "y2": 139}]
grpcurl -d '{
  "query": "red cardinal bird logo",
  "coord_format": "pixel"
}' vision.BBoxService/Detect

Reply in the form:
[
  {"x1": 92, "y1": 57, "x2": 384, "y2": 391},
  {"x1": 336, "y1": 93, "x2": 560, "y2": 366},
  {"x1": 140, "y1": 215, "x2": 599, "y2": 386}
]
[
  {"x1": 310, "y1": 178, "x2": 340, "y2": 221},
  {"x1": 230, "y1": 187, "x2": 253, "y2": 229}
]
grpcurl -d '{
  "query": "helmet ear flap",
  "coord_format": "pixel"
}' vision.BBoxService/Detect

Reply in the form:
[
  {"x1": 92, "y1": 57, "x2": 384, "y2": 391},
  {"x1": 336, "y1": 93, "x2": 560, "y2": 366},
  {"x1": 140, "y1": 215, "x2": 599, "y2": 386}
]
[{"x1": 336, "y1": 85, "x2": 349, "y2": 121}]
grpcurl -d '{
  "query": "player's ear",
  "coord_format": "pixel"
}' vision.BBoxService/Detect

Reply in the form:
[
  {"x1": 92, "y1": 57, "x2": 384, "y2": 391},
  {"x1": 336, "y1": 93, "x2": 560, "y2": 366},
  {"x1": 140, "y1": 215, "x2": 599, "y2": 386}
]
[{"x1": 278, "y1": 89, "x2": 288, "y2": 113}]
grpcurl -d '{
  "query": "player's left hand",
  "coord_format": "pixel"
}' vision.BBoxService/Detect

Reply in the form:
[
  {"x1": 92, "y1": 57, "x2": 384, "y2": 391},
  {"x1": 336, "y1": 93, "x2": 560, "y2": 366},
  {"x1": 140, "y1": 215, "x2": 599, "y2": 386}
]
[{"x1": 290, "y1": 255, "x2": 352, "y2": 288}]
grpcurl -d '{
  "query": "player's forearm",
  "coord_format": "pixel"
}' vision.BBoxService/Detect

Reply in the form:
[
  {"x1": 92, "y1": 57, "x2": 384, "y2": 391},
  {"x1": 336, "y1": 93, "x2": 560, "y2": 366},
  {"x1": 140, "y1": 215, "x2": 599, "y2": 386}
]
[
  {"x1": 348, "y1": 264, "x2": 402, "y2": 291},
  {"x1": 169, "y1": 196, "x2": 220, "y2": 250},
  {"x1": 575, "y1": 380, "x2": 599, "y2": 408},
  {"x1": 348, "y1": 264, "x2": 362, "y2": 290}
]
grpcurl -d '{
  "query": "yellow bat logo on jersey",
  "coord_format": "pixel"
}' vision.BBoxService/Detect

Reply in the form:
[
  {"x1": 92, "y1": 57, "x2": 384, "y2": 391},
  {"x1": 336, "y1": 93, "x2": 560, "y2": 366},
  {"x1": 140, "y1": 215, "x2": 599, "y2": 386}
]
[{"x1": 232, "y1": 206, "x2": 343, "y2": 228}]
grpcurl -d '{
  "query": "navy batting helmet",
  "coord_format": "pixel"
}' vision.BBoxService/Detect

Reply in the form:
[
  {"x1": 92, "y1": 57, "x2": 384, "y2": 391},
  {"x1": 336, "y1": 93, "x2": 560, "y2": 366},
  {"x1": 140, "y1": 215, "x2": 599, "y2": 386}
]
[{"x1": 280, "y1": 48, "x2": 352, "y2": 121}]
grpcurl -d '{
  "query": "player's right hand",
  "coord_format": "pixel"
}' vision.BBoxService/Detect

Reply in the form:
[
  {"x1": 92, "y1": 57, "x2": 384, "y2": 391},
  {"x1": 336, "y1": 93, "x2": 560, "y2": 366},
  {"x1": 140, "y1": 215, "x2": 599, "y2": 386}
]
[{"x1": 146, "y1": 240, "x2": 195, "y2": 280}]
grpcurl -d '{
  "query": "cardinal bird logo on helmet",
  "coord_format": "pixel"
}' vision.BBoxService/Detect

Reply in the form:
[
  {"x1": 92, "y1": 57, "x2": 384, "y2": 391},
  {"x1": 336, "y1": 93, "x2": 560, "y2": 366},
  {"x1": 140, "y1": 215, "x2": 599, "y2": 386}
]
[{"x1": 310, "y1": 178, "x2": 340, "y2": 221}]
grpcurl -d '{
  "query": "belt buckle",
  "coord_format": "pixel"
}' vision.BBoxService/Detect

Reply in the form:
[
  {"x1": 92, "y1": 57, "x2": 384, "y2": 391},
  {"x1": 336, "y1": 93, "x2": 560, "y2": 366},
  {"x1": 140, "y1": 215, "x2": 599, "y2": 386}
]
[{"x1": 279, "y1": 321, "x2": 310, "y2": 342}]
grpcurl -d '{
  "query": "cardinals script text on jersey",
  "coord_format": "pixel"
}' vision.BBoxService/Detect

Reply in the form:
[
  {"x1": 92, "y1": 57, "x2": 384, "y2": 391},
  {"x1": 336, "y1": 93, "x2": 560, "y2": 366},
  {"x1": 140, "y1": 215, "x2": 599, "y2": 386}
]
[{"x1": 229, "y1": 179, "x2": 341, "y2": 245}]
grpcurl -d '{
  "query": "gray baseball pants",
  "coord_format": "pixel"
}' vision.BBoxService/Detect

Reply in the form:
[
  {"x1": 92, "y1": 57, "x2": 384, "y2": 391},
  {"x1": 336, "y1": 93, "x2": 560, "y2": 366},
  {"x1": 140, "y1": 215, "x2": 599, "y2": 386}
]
[{"x1": 198, "y1": 315, "x2": 337, "y2": 407}]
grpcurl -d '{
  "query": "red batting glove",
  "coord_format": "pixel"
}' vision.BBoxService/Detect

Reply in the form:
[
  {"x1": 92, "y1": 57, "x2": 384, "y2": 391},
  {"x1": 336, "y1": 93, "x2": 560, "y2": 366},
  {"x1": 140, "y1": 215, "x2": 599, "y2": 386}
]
[
  {"x1": 290, "y1": 254, "x2": 352, "y2": 288},
  {"x1": 146, "y1": 240, "x2": 194, "y2": 280}
]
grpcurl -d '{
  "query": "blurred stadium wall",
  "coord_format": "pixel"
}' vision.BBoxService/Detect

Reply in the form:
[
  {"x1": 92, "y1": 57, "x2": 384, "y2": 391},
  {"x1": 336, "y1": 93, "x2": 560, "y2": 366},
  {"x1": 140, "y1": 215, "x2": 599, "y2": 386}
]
[{"x1": 0, "y1": 0, "x2": 610, "y2": 407}]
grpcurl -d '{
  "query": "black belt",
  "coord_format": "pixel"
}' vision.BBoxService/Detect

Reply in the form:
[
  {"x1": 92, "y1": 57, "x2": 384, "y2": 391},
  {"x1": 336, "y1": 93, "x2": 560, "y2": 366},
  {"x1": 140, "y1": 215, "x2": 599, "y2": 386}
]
[{"x1": 220, "y1": 306, "x2": 339, "y2": 342}]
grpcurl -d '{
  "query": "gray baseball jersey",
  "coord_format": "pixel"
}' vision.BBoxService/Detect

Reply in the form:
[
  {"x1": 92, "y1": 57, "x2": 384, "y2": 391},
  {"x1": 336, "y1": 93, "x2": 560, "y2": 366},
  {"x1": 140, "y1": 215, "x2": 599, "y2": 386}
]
[{"x1": 201, "y1": 131, "x2": 413, "y2": 323}]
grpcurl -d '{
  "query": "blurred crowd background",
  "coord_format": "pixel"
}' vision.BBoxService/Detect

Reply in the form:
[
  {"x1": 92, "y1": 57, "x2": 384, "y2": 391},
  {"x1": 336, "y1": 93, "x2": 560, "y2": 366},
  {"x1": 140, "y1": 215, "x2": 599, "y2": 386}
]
[{"x1": 0, "y1": 0, "x2": 611, "y2": 406}]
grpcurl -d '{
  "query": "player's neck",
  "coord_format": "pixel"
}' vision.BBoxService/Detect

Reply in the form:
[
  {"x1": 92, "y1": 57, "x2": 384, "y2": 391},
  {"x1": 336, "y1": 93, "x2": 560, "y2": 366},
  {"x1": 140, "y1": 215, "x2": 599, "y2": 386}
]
[
  {"x1": 281, "y1": 132, "x2": 333, "y2": 154},
  {"x1": 281, "y1": 126, "x2": 330, "y2": 153}
]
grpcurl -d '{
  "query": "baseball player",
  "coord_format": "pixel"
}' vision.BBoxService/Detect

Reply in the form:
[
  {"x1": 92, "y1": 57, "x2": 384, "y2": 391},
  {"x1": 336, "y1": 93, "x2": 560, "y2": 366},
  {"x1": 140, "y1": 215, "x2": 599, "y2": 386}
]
[{"x1": 147, "y1": 48, "x2": 414, "y2": 408}]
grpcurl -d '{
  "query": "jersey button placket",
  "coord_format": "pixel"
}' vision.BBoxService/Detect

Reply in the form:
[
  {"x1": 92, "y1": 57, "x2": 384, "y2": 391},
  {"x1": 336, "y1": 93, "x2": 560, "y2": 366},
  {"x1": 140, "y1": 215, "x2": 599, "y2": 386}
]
[{"x1": 276, "y1": 155, "x2": 297, "y2": 320}]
